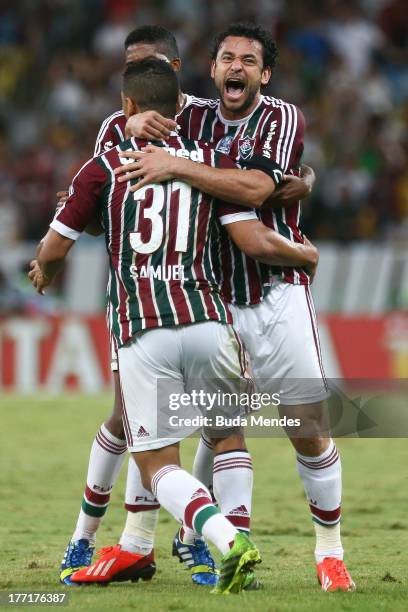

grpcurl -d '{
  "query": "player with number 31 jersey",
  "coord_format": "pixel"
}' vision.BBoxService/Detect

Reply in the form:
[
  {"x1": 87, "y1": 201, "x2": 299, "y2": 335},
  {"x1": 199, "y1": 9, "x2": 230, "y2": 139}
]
[
  {"x1": 53, "y1": 132, "x2": 315, "y2": 348},
  {"x1": 53, "y1": 136, "x2": 247, "y2": 345}
]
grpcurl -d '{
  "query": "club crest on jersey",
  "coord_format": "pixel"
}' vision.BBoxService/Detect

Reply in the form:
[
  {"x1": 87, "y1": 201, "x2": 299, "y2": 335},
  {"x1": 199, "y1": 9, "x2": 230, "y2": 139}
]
[
  {"x1": 238, "y1": 136, "x2": 255, "y2": 160},
  {"x1": 215, "y1": 135, "x2": 234, "y2": 155}
]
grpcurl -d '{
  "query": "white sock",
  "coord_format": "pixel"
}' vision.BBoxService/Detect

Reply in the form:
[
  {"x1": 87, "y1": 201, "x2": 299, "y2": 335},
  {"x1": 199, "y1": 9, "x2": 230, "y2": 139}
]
[
  {"x1": 72, "y1": 423, "x2": 126, "y2": 543},
  {"x1": 119, "y1": 457, "x2": 160, "y2": 553},
  {"x1": 201, "y1": 514, "x2": 237, "y2": 556},
  {"x1": 296, "y1": 439, "x2": 343, "y2": 560},
  {"x1": 213, "y1": 450, "x2": 253, "y2": 532},
  {"x1": 119, "y1": 508, "x2": 159, "y2": 555},
  {"x1": 192, "y1": 435, "x2": 214, "y2": 493},
  {"x1": 151, "y1": 465, "x2": 237, "y2": 556},
  {"x1": 72, "y1": 510, "x2": 100, "y2": 545},
  {"x1": 179, "y1": 525, "x2": 200, "y2": 545},
  {"x1": 182, "y1": 434, "x2": 215, "y2": 543},
  {"x1": 124, "y1": 456, "x2": 160, "y2": 512},
  {"x1": 314, "y1": 522, "x2": 344, "y2": 563}
]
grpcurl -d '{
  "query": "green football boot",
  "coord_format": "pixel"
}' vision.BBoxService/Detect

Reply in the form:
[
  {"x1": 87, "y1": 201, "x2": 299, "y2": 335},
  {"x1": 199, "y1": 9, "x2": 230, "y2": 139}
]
[{"x1": 212, "y1": 533, "x2": 261, "y2": 595}]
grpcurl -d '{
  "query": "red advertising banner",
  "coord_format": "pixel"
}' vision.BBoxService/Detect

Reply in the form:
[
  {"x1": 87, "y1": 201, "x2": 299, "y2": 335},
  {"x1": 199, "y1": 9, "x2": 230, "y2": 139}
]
[
  {"x1": 0, "y1": 315, "x2": 111, "y2": 393},
  {"x1": 0, "y1": 313, "x2": 407, "y2": 392},
  {"x1": 324, "y1": 313, "x2": 408, "y2": 379}
]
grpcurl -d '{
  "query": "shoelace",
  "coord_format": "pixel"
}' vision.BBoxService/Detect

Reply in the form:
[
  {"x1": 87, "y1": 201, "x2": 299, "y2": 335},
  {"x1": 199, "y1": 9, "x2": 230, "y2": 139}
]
[
  {"x1": 70, "y1": 542, "x2": 93, "y2": 567},
  {"x1": 191, "y1": 540, "x2": 216, "y2": 571}
]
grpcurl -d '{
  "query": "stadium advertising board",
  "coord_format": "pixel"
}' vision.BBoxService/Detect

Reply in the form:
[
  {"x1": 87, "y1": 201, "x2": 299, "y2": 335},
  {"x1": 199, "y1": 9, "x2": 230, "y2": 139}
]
[{"x1": 0, "y1": 313, "x2": 407, "y2": 392}]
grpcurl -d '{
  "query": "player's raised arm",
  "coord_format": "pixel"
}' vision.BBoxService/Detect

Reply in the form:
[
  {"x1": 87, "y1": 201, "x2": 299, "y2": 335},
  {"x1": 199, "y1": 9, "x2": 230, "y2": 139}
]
[{"x1": 114, "y1": 144, "x2": 279, "y2": 208}]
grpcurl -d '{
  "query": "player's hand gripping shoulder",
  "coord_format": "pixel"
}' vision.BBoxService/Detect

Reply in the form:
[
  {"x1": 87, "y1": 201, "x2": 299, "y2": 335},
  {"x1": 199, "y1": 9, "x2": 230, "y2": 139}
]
[
  {"x1": 114, "y1": 144, "x2": 178, "y2": 190},
  {"x1": 125, "y1": 111, "x2": 177, "y2": 140},
  {"x1": 267, "y1": 164, "x2": 315, "y2": 207}
]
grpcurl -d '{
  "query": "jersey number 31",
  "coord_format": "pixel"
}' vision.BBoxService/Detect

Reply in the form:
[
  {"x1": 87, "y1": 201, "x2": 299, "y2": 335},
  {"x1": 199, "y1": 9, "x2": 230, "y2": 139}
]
[{"x1": 129, "y1": 182, "x2": 192, "y2": 254}]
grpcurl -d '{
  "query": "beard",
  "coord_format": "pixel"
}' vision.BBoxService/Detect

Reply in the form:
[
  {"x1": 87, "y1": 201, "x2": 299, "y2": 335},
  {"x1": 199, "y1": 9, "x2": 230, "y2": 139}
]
[{"x1": 220, "y1": 81, "x2": 260, "y2": 116}]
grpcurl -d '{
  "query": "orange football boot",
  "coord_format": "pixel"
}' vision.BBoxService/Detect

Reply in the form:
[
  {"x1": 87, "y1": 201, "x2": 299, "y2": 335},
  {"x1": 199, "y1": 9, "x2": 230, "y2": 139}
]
[
  {"x1": 70, "y1": 545, "x2": 156, "y2": 584},
  {"x1": 317, "y1": 557, "x2": 355, "y2": 592}
]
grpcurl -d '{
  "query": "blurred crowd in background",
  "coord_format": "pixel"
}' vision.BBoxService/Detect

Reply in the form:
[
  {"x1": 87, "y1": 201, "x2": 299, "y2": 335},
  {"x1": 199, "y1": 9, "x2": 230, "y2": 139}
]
[{"x1": 0, "y1": 0, "x2": 407, "y2": 249}]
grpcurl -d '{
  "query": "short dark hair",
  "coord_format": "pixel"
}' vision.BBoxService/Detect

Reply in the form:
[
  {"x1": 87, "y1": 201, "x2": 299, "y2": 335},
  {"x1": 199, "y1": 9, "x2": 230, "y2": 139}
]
[
  {"x1": 122, "y1": 57, "x2": 179, "y2": 118},
  {"x1": 211, "y1": 22, "x2": 278, "y2": 70},
  {"x1": 124, "y1": 25, "x2": 179, "y2": 60}
]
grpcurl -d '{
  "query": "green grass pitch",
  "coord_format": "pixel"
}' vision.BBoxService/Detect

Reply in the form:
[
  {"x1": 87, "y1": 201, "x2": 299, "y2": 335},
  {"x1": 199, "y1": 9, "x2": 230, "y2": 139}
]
[{"x1": 0, "y1": 394, "x2": 407, "y2": 611}]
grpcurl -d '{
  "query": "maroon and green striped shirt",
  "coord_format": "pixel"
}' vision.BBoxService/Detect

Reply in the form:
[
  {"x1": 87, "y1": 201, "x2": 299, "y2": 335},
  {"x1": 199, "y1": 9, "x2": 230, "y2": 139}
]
[
  {"x1": 178, "y1": 95, "x2": 308, "y2": 301},
  {"x1": 51, "y1": 135, "x2": 256, "y2": 346}
]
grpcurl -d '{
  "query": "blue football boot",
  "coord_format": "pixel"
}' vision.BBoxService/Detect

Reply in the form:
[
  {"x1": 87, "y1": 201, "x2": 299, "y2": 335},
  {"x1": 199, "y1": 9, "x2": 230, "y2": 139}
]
[
  {"x1": 60, "y1": 539, "x2": 94, "y2": 585},
  {"x1": 172, "y1": 529, "x2": 218, "y2": 586}
]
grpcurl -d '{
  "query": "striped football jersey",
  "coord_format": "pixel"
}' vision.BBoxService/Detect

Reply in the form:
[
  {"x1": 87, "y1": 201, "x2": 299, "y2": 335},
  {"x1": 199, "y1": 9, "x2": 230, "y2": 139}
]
[
  {"x1": 51, "y1": 135, "x2": 258, "y2": 346},
  {"x1": 178, "y1": 95, "x2": 309, "y2": 295},
  {"x1": 93, "y1": 96, "x2": 197, "y2": 156}
]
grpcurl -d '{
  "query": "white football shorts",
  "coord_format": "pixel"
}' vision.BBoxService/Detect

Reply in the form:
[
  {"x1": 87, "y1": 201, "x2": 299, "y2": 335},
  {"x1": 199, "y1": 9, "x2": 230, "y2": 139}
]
[
  {"x1": 230, "y1": 281, "x2": 329, "y2": 405},
  {"x1": 118, "y1": 321, "x2": 250, "y2": 452}
]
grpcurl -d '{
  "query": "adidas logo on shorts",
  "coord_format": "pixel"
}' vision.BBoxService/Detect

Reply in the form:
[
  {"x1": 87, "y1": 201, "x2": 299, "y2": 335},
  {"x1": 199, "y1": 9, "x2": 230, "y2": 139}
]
[{"x1": 137, "y1": 425, "x2": 150, "y2": 438}]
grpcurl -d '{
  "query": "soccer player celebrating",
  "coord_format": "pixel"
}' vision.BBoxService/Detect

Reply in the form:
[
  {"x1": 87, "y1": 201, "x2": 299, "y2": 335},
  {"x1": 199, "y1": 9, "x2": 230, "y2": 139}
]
[
  {"x1": 114, "y1": 24, "x2": 355, "y2": 593},
  {"x1": 55, "y1": 25, "x2": 316, "y2": 588},
  {"x1": 30, "y1": 58, "x2": 318, "y2": 594}
]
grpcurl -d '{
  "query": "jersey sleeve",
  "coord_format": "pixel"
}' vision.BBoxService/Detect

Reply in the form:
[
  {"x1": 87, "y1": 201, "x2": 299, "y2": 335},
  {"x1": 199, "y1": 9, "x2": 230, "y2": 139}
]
[
  {"x1": 94, "y1": 111, "x2": 126, "y2": 156},
  {"x1": 235, "y1": 104, "x2": 305, "y2": 187},
  {"x1": 50, "y1": 158, "x2": 107, "y2": 240},
  {"x1": 217, "y1": 206, "x2": 258, "y2": 226},
  {"x1": 251, "y1": 104, "x2": 305, "y2": 178}
]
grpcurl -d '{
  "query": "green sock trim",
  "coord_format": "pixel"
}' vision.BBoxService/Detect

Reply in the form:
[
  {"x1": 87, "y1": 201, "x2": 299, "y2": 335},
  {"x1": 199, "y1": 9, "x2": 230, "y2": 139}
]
[
  {"x1": 312, "y1": 517, "x2": 340, "y2": 527},
  {"x1": 194, "y1": 505, "x2": 220, "y2": 535},
  {"x1": 81, "y1": 499, "x2": 107, "y2": 518}
]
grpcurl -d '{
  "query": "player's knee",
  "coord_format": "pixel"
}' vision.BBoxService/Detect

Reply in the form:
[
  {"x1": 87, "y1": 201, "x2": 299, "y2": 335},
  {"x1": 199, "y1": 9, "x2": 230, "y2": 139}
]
[
  {"x1": 112, "y1": 372, "x2": 123, "y2": 417},
  {"x1": 104, "y1": 416, "x2": 125, "y2": 440},
  {"x1": 211, "y1": 430, "x2": 246, "y2": 454},
  {"x1": 291, "y1": 436, "x2": 330, "y2": 457},
  {"x1": 135, "y1": 445, "x2": 180, "y2": 492},
  {"x1": 141, "y1": 471, "x2": 153, "y2": 492}
]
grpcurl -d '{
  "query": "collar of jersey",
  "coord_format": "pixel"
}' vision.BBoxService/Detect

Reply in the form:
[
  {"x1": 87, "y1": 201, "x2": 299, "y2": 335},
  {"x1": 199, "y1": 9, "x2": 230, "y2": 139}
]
[
  {"x1": 175, "y1": 93, "x2": 193, "y2": 118},
  {"x1": 216, "y1": 95, "x2": 263, "y2": 126}
]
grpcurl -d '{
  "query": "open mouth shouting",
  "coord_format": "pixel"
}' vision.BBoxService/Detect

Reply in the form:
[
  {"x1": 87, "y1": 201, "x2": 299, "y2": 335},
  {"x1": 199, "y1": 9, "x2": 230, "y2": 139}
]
[{"x1": 224, "y1": 77, "x2": 247, "y2": 103}]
